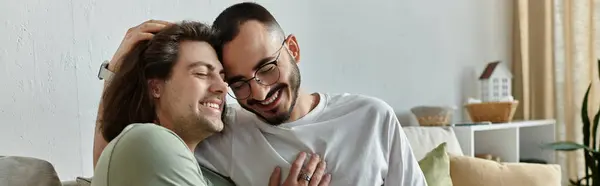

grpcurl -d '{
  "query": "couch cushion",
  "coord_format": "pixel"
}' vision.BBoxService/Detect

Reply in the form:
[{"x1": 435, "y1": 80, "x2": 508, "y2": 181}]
[
  {"x1": 0, "y1": 156, "x2": 61, "y2": 186},
  {"x1": 418, "y1": 142, "x2": 453, "y2": 186},
  {"x1": 449, "y1": 155, "x2": 561, "y2": 186},
  {"x1": 403, "y1": 126, "x2": 464, "y2": 160},
  {"x1": 62, "y1": 177, "x2": 92, "y2": 186}
]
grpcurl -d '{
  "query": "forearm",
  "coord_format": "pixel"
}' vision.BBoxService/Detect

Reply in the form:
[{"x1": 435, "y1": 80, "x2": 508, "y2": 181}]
[
  {"x1": 92, "y1": 19, "x2": 170, "y2": 168},
  {"x1": 93, "y1": 77, "x2": 112, "y2": 168}
]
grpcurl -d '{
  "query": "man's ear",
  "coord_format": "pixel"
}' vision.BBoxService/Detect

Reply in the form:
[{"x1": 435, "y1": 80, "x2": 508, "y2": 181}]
[
  {"x1": 285, "y1": 34, "x2": 300, "y2": 64},
  {"x1": 148, "y1": 79, "x2": 164, "y2": 98}
]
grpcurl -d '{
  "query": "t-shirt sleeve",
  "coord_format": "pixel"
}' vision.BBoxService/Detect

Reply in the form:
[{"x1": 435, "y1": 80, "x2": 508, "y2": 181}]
[
  {"x1": 382, "y1": 106, "x2": 428, "y2": 186},
  {"x1": 107, "y1": 125, "x2": 207, "y2": 186}
]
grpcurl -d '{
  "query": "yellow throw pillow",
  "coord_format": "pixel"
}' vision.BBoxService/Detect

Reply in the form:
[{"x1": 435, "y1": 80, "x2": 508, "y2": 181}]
[
  {"x1": 418, "y1": 142, "x2": 453, "y2": 186},
  {"x1": 449, "y1": 155, "x2": 561, "y2": 186}
]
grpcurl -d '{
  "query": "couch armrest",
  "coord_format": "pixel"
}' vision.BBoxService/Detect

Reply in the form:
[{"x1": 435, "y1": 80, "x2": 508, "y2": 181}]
[{"x1": 61, "y1": 177, "x2": 92, "y2": 186}]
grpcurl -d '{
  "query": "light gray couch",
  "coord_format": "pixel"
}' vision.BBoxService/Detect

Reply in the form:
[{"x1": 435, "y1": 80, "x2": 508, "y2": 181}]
[
  {"x1": 0, "y1": 156, "x2": 90, "y2": 186},
  {"x1": 8, "y1": 127, "x2": 558, "y2": 185},
  {"x1": 2, "y1": 127, "x2": 462, "y2": 186}
]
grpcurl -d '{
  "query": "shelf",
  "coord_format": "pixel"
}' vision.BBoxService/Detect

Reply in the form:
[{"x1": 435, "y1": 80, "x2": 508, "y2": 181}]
[
  {"x1": 452, "y1": 119, "x2": 555, "y2": 131},
  {"x1": 452, "y1": 119, "x2": 556, "y2": 164}
]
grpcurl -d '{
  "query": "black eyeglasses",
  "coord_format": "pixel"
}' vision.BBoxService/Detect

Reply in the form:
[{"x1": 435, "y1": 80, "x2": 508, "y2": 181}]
[{"x1": 227, "y1": 39, "x2": 287, "y2": 100}]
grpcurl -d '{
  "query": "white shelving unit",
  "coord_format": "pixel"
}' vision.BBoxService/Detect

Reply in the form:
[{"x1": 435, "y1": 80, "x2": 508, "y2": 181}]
[{"x1": 452, "y1": 119, "x2": 556, "y2": 163}]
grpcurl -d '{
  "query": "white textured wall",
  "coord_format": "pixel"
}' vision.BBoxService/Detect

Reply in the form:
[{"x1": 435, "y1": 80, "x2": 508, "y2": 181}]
[
  {"x1": 0, "y1": 0, "x2": 512, "y2": 180},
  {"x1": 300, "y1": 0, "x2": 513, "y2": 125}
]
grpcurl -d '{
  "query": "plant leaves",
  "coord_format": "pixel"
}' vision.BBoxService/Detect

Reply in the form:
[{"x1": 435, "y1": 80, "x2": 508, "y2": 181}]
[
  {"x1": 542, "y1": 141, "x2": 589, "y2": 151},
  {"x1": 570, "y1": 175, "x2": 594, "y2": 186},
  {"x1": 583, "y1": 151, "x2": 593, "y2": 185},
  {"x1": 594, "y1": 59, "x2": 600, "y2": 186},
  {"x1": 542, "y1": 142, "x2": 600, "y2": 154},
  {"x1": 594, "y1": 111, "x2": 600, "y2": 150},
  {"x1": 569, "y1": 178, "x2": 581, "y2": 186},
  {"x1": 582, "y1": 84, "x2": 591, "y2": 146},
  {"x1": 582, "y1": 84, "x2": 592, "y2": 184},
  {"x1": 593, "y1": 112, "x2": 600, "y2": 186},
  {"x1": 593, "y1": 60, "x2": 600, "y2": 150}
]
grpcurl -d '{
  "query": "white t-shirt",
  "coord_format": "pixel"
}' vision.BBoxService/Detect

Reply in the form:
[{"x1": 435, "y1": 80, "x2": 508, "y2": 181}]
[{"x1": 195, "y1": 93, "x2": 427, "y2": 186}]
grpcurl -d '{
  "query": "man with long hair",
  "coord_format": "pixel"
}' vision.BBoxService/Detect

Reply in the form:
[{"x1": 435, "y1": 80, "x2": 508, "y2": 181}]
[{"x1": 92, "y1": 21, "x2": 330, "y2": 186}]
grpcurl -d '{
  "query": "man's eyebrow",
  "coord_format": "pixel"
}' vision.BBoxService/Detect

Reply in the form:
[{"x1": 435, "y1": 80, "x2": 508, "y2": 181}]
[
  {"x1": 188, "y1": 61, "x2": 221, "y2": 72},
  {"x1": 252, "y1": 57, "x2": 276, "y2": 71},
  {"x1": 227, "y1": 57, "x2": 275, "y2": 83}
]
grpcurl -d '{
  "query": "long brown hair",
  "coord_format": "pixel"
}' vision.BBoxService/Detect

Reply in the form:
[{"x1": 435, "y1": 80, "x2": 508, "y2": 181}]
[{"x1": 100, "y1": 21, "x2": 217, "y2": 141}]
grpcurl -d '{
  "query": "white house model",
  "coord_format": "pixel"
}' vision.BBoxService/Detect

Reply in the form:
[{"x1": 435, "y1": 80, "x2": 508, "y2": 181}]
[{"x1": 479, "y1": 61, "x2": 512, "y2": 102}]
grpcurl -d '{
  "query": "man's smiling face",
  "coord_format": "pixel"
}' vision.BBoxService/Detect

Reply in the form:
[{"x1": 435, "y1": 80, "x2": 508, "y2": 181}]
[{"x1": 222, "y1": 21, "x2": 301, "y2": 125}]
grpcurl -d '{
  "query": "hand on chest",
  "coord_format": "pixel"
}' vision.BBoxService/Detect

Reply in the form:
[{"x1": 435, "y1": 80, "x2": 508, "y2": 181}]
[{"x1": 229, "y1": 124, "x2": 388, "y2": 186}]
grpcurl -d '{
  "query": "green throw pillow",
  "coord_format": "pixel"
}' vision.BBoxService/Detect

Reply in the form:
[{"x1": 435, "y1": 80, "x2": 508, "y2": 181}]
[{"x1": 418, "y1": 142, "x2": 453, "y2": 186}]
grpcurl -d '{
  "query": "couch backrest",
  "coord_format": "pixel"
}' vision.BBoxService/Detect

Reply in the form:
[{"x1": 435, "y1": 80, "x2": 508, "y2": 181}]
[
  {"x1": 402, "y1": 126, "x2": 464, "y2": 160},
  {"x1": 0, "y1": 156, "x2": 61, "y2": 186}
]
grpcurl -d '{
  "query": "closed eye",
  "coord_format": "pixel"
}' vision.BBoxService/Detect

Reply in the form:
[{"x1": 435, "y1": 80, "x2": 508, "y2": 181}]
[{"x1": 194, "y1": 73, "x2": 208, "y2": 77}]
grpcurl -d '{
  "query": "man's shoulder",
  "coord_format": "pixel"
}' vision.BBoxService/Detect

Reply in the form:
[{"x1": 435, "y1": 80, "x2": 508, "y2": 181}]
[
  {"x1": 324, "y1": 93, "x2": 395, "y2": 114},
  {"x1": 111, "y1": 123, "x2": 187, "y2": 154},
  {"x1": 121, "y1": 123, "x2": 174, "y2": 134},
  {"x1": 118, "y1": 124, "x2": 179, "y2": 141},
  {"x1": 97, "y1": 124, "x2": 206, "y2": 186},
  {"x1": 223, "y1": 103, "x2": 260, "y2": 125}
]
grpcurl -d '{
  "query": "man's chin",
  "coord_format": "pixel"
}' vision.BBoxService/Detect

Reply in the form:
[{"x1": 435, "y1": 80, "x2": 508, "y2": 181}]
[
  {"x1": 208, "y1": 119, "x2": 225, "y2": 132},
  {"x1": 262, "y1": 111, "x2": 291, "y2": 126},
  {"x1": 241, "y1": 100, "x2": 293, "y2": 125},
  {"x1": 198, "y1": 115, "x2": 223, "y2": 132}
]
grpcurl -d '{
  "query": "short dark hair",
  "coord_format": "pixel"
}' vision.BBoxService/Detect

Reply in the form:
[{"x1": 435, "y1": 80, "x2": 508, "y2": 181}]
[
  {"x1": 100, "y1": 21, "x2": 216, "y2": 141},
  {"x1": 212, "y1": 2, "x2": 284, "y2": 59}
]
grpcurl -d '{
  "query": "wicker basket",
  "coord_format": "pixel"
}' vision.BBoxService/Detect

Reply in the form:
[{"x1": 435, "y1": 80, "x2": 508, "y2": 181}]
[
  {"x1": 410, "y1": 106, "x2": 454, "y2": 126},
  {"x1": 465, "y1": 101, "x2": 519, "y2": 123}
]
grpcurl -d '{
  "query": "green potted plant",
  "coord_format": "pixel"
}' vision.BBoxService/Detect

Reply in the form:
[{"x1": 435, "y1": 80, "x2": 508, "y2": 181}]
[{"x1": 543, "y1": 59, "x2": 600, "y2": 186}]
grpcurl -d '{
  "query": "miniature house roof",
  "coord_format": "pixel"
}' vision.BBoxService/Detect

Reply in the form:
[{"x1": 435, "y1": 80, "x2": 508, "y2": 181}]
[{"x1": 478, "y1": 61, "x2": 513, "y2": 80}]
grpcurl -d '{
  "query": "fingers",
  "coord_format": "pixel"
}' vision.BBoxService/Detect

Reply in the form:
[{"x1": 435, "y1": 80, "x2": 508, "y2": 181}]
[
  {"x1": 137, "y1": 22, "x2": 169, "y2": 33},
  {"x1": 126, "y1": 32, "x2": 154, "y2": 42},
  {"x1": 145, "y1": 19, "x2": 172, "y2": 26},
  {"x1": 268, "y1": 166, "x2": 281, "y2": 186},
  {"x1": 300, "y1": 154, "x2": 321, "y2": 184},
  {"x1": 128, "y1": 20, "x2": 171, "y2": 33},
  {"x1": 318, "y1": 174, "x2": 332, "y2": 186},
  {"x1": 288, "y1": 152, "x2": 307, "y2": 181},
  {"x1": 124, "y1": 20, "x2": 170, "y2": 42},
  {"x1": 124, "y1": 23, "x2": 167, "y2": 41},
  {"x1": 308, "y1": 161, "x2": 326, "y2": 186}
]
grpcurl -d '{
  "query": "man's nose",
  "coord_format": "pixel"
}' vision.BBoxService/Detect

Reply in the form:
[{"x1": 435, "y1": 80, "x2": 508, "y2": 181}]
[
  {"x1": 249, "y1": 80, "x2": 269, "y2": 101},
  {"x1": 210, "y1": 78, "x2": 228, "y2": 95}
]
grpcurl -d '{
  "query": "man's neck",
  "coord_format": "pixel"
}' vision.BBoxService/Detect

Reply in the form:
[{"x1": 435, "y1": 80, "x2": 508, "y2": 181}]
[
  {"x1": 185, "y1": 140, "x2": 201, "y2": 152},
  {"x1": 287, "y1": 90, "x2": 320, "y2": 122},
  {"x1": 182, "y1": 131, "x2": 213, "y2": 151},
  {"x1": 156, "y1": 115, "x2": 209, "y2": 152}
]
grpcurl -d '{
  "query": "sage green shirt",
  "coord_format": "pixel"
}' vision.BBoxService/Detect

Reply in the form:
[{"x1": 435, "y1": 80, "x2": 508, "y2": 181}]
[{"x1": 92, "y1": 123, "x2": 235, "y2": 186}]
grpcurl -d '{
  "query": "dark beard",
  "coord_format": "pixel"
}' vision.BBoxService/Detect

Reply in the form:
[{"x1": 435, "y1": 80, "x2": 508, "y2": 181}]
[{"x1": 242, "y1": 57, "x2": 301, "y2": 126}]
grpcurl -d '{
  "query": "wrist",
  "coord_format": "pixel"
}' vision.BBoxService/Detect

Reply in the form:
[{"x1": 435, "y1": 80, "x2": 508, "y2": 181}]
[
  {"x1": 98, "y1": 60, "x2": 115, "y2": 81},
  {"x1": 108, "y1": 56, "x2": 124, "y2": 72},
  {"x1": 107, "y1": 61, "x2": 117, "y2": 72}
]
